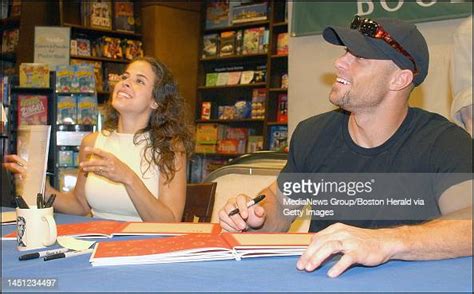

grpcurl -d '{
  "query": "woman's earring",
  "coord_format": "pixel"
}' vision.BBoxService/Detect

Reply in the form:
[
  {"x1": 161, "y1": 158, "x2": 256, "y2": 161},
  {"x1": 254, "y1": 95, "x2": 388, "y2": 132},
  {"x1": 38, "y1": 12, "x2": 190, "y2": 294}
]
[{"x1": 152, "y1": 102, "x2": 159, "y2": 109}]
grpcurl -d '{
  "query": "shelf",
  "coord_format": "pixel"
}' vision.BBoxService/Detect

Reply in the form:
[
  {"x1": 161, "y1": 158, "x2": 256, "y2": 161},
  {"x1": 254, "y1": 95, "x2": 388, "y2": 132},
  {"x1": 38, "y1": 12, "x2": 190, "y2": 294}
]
[
  {"x1": 11, "y1": 86, "x2": 52, "y2": 93},
  {"x1": 71, "y1": 55, "x2": 130, "y2": 64},
  {"x1": 204, "y1": 20, "x2": 270, "y2": 34},
  {"x1": 273, "y1": 21, "x2": 288, "y2": 28},
  {"x1": 0, "y1": 52, "x2": 16, "y2": 62},
  {"x1": 268, "y1": 88, "x2": 288, "y2": 93},
  {"x1": 267, "y1": 121, "x2": 288, "y2": 126},
  {"x1": 198, "y1": 83, "x2": 267, "y2": 90},
  {"x1": 271, "y1": 54, "x2": 288, "y2": 59},
  {"x1": 200, "y1": 53, "x2": 267, "y2": 62},
  {"x1": 194, "y1": 152, "x2": 244, "y2": 157},
  {"x1": 196, "y1": 119, "x2": 264, "y2": 124},
  {"x1": 62, "y1": 23, "x2": 142, "y2": 38}
]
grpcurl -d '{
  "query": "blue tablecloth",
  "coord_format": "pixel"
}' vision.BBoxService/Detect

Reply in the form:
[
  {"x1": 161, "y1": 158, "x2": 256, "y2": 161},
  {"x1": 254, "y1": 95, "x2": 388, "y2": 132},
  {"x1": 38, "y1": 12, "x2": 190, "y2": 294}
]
[{"x1": 2, "y1": 209, "x2": 472, "y2": 292}]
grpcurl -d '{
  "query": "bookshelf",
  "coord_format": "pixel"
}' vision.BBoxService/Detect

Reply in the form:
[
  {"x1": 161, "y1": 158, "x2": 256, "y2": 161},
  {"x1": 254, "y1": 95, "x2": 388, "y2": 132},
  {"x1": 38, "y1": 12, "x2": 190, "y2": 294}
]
[
  {"x1": 58, "y1": 0, "x2": 144, "y2": 104},
  {"x1": 190, "y1": 1, "x2": 288, "y2": 182}
]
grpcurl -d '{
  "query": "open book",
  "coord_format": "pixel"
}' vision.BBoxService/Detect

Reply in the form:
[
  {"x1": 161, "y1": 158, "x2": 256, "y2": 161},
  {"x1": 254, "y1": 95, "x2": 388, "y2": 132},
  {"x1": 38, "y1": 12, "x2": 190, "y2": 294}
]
[
  {"x1": 3, "y1": 220, "x2": 221, "y2": 239},
  {"x1": 90, "y1": 232, "x2": 313, "y2": 266}
]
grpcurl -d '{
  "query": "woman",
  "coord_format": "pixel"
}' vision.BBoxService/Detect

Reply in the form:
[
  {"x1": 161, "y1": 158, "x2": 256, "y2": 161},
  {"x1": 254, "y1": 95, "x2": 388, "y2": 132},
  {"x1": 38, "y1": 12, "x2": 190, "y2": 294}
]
[{"x1": 4, "y1": 57, "x2": 194, "y2": 222}]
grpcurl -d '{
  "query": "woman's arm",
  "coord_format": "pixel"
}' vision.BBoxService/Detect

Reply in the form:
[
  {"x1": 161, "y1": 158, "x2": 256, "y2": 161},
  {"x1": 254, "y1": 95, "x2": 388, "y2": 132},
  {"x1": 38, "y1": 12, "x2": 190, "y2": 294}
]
[{"x1": 80, "y1": 146, "x2": 187, "y2": 222}]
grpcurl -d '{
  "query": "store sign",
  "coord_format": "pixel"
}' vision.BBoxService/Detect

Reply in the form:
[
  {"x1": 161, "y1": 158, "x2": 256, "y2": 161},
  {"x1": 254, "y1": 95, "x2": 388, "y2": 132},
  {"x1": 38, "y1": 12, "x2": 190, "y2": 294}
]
[
  {"x1": 291, "y1": 1, "x2": 472, "y2": 36},
  {"x1": 34, "y1": 26, "x2": 70, "y2": 67}
]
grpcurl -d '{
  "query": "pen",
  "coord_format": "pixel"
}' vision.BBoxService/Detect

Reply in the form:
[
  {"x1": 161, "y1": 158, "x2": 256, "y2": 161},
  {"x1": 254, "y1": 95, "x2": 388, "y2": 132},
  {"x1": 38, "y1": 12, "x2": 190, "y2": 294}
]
[
  {"x1": 36, "y1": 193, "x2": 44, "y2": 209},
  {"x1": 45, "y1": 194, "x2": 56, "y2": 208},
  {"x1": 15, "y1": 195, "x2": 29, "y2": 209},
  {"x1": 44, "y1": 248, "x2": 93, "y2": 261},
  {"x1": 19, "y1": 248, "x2": 70, "y2": 261},
  {"x1": 228, "y1": 194, "x2": 266, "y2": 216}
]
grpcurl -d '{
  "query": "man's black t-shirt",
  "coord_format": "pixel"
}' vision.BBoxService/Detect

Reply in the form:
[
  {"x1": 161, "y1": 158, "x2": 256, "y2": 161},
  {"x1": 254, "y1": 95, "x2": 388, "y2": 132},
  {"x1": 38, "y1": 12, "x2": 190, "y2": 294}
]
[{"x1": 277, "y1": 107, "x2": 472, "y2": 232}]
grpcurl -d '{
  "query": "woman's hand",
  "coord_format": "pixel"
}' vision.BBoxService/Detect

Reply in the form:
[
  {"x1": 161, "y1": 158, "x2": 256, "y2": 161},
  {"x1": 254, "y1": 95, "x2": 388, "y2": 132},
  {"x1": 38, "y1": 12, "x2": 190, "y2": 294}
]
[
  {"x1": 3, "y1": 154, "x2": 28, "y2": 180},
  {"x1": 79, "y1": 147, "x2": 137, "y2": 185}
]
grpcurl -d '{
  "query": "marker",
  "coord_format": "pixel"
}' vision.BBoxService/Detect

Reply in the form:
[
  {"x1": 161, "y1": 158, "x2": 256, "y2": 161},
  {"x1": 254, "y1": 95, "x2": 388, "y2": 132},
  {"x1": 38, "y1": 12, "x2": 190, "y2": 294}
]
[
  {"x1": 44, "y1": 249, "x2": 93, "y2": 261},
  {"x1": 19, "y1": 248, "x2": 69, "y2": 261},
  {"x1": 45, "y1": 194, "x2": 56, "y2": 208},
  {"x1": 15, "y1": 195, "x2": 29, "y2": 209},
  {"x1": 228, "y1": 194, "x2": 266, "y2": 216},
  {"x1": 36, "y1": 193, "x2": 44, "y2": 209}
]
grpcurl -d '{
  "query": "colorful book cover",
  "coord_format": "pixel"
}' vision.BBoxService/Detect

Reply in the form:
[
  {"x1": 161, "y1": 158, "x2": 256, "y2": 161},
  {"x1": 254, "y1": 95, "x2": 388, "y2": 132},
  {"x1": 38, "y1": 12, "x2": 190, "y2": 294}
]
[
  {"x1": 231, "y1": 2, "x2": 268, "y2": 24},
  {"x1": 269, "y1": 125, "x2": 288, "y2": 152},
  {"x1": 205, "y1": 73, "x2": 218, "y2": 87},
  {"x1": 124, "y1": 40, "x2": 143, "y2": 60},
  {"x1": 277, "y1": 94, "x2": 288, "y2": 123},
  {"x1": 202, "y1": 34, "x2": 218, "y2": 59},
  {"x1": 102, "y1": 37, "x2": 123, "y2": 59},
  {"x1": 114, "y1": 0, "x2": 135, "y2": 32},
  {"x1": 76, "y1": 38, "x2": 91, "y2": 56},
  {"x1": 70, "y1": 59, "x2": 103, "y2": 93},
  {"x1": 77, "y1": 95, "x2": 98, "y2": 125},
  {"x1": 227, "y1": 71, "x2": 241, "y2": 85},
  {"x1": 1, "y1": 29, "x2": 19, "y2": 53},
  {"x1": 89, "y1": 1, "x2": 112, "y2": 30},
  {"x1": 75, "y1": 64, "x2": 96, "y2": 93},
  {"x1": 201, "y1": 102, "x2": 212, "y2": 120},
  {"x1": 219, "y1": 31, "x2": 235, "y2": 57},
  {"x1": 55, "y1": 65, "x2": 74, "y2": 93},
  {"x1": 10, "y1": 0, "x2": 22, "y2": 17},
  {"x1": 215, "y1": 72, "x2": 229, "y2": 86},
  {"x1": 276, "y1": 33, "x2": 289, "y2": 55},
  {"x1": 251, "y1": 88, "x2": 266, "y2": 119},
  {"x1": 17, "y1": 95, "x2": 48, "y2": 127},
  {"x1": 240, "y1": 70, "x2": 254, "y2": 84},
  {"x1": 19, "y1": 63, "x2": 50, "y2": 88},
  {"x1": 205, "y1": 0, "x2": 230, "y2": 29},
  {"x1": 57, "y1": 95, "x2": 77, "y2": 125},
  {"x1": 247, "y1": 135, "x2": 264, "y2": 153},
  {"x1": 243, "y1": 27, "x2": 263, "y2": 55}
]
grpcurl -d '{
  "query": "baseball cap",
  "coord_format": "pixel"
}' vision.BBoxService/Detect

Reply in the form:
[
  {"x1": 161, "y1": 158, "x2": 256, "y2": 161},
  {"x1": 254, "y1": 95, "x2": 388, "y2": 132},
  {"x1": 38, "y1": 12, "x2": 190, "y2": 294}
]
[{"x1": 323, "y1": 16, "x2": 429, "y2": 86}]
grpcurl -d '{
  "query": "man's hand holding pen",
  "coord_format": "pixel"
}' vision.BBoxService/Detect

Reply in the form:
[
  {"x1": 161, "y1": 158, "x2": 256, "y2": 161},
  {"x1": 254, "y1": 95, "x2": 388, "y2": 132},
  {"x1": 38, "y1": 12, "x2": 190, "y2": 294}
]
[{"x1": 219, "y1": 194, "x2": 266, "y2": 232}]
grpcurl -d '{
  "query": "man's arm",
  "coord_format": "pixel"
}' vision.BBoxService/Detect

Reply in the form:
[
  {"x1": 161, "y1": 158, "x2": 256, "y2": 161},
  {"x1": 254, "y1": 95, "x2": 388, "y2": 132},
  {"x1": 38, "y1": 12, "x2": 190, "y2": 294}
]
[
  {"x1": 297, "y1": 180, "x2": 472, "y2": 278},
  {"x1": 219, "y1": 181, "x2": 298, "y2": 232}
]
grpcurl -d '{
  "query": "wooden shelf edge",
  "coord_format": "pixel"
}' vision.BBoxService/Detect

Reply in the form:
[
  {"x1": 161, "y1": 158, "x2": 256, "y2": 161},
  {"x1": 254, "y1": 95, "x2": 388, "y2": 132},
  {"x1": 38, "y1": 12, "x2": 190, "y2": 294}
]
[
  {"x1": 198, "y1": 83, "x2": 267, "y2": 90},
  {"x1": 204, "y1": 20, "x2": 270, "y2": 33},
  {"x1": 200, "y1": 53, "x2": 267, "y2": 62},
  {"x1": 62, "y1": 23, "x2": 142, "y2": 38},
  {"x1": 71, "y1": 55, "x2": 130, "y2": 64}
]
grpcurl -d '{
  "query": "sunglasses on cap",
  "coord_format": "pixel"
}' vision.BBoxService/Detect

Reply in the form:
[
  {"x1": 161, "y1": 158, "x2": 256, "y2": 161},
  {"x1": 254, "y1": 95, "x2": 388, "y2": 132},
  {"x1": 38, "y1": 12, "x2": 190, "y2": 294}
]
[{"x1": 350, "y1": 15, "x2": 418, "y2": 75}]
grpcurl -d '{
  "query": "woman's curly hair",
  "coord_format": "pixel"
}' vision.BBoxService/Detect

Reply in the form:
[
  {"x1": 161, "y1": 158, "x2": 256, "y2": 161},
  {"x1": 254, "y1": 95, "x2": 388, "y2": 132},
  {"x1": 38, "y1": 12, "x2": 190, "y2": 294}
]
[{"x1": 101, "y1": 56, "x2": 194, "y2": 183}]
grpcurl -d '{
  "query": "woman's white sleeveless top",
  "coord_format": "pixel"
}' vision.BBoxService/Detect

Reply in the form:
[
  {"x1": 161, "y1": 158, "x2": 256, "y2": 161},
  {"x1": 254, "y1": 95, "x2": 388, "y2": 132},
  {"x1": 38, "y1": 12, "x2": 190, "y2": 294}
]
[{"x1": 85, "y1": 131, "x2": 159, "y2": 221}]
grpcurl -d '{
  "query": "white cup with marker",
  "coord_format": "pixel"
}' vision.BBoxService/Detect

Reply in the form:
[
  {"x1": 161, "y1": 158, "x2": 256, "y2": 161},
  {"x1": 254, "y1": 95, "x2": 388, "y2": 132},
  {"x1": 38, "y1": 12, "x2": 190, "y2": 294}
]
[{"x1": 16, "y1": 204, "x2": 57, "y2": 251}]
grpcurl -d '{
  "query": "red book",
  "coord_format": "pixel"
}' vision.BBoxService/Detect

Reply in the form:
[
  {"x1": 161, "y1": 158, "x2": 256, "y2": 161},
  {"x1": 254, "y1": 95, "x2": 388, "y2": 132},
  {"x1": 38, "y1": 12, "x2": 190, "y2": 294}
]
[
  {"x1": 277, "y1": 94, "x2": 288, "y2": 123},
  {"x1": 90, "y1": 232, "x2": 313, "y2": 266},
  {"x1": 17, "y1": 95, "x2": 48, "y2": 127}
]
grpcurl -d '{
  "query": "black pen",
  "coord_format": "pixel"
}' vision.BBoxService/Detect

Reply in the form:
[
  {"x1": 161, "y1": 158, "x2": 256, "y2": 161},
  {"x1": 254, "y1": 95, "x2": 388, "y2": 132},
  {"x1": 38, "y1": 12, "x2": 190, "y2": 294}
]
[
  {"x1": 15, "y1": 195, "x2": 29, "y2": 209},
  {"x1": 36, "y1": 193, "x2": 44, "y2": 209},
  {"x1": 45, "y1": 194, "x2": 56, "y2": 208},
  {"x1": 228, "y1": 195, "x2": 266, "y2": 216},
  {"x1": 44, "y1": 249, "x2": 93, "y2": 261},
  {"x1": 19, "y1": 248, "x2": 69, "y2": 261}
]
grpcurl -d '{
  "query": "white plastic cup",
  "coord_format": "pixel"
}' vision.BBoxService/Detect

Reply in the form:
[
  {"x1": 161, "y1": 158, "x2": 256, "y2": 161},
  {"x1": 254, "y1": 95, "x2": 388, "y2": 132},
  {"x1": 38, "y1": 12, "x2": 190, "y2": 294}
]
[{"x1": 16, "y1": 205, "x2": 57, "y2": 251}]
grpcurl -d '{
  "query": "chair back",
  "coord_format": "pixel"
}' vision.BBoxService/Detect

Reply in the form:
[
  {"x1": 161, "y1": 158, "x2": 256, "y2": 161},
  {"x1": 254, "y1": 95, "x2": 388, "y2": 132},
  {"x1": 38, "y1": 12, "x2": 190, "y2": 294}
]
[{"x1": 182, "y1": 182, "x2": 217, "y2": 223}]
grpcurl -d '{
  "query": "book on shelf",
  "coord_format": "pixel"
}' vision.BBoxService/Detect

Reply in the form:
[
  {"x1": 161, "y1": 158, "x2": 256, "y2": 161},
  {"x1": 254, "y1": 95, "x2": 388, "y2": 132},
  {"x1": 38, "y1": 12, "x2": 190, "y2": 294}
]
[
  {"x1": 3, "y1": 220, "x2": 222, "y2": 240},
  {"x1": 218, "y1": 105, "x2": 235, "y2": 120},
  {"x1": 58, "y1": 146, "x2": 74, "y2": 167},
  {"x1": 251, "y1": 88, "x2": 266, "y2": 119},
  {"x1": 74, "y1": 64, "x2": 96, "y2": 93},
  {"x1": 277, "y1": 94, "x2": 288, "y2": 123},
  {"x1": 17, "y1": 95, "x2": 48, "y2": 127},
  {"x1": 227, "y1": 71, "x2": 241, "y2": 85},
  {"x1": 247, "y1": 135, "x2": 264, "y2": 153},
  {"x1": 219, "y1": 31, "x2": 236, "y2": 57},
  {"x1": 215, "y1": 72, "x2": 229, "y2": 86},
  {"x1": 102, "y1": 37, "x2": 123, "y2": 59},
  {"x1": 195, "y1": 123, "x2": 221, "y2": 145},
  {"x1": 77, "y1": 95, "x2": 98, "y2": 125},
  {"x1": 195, "y1": 143, "x2": 217, "y2": 154},
  {"x1": 70, "y1": 59, "x2": 104, "y2": 93},
  {"x1": 124, "y1": 40, "x2": 144, "y2": 61},
  {"x1": 281, "y1": 73, "x2": 288, "y2": 89},
  {"x1": 10, "y1": 0, "x2": 22, "y2": 17},
  {"x1": 240, "y1": 70, "x2": 254, "y2": 84},
  {"x1": 201, "y1": 102, "x2": 212, "y2": 120},
  {"x1": 205, "y1": 0, "x2": 230, "y2": 30},
  {"x1": 1, "y1": 28, "x2": 19, "y2": 53},
  {"x1": 89, "y1": 0, "x2": 112, "y2": 30},
  {"x1": 205, "y1": 72, "x2": 218, "y2": 87},
  {"x1": 202, "y1": 34, "x2": 218, "y2": 59},
  {"x1": 114, "y1": 0, "x2": 135, "y2": 32},
  {"x1": 57, "y1": 95, "x2": 77, "y2": 125},
  {"x1": 269, "y1": 125, "x2": 288, "y2": 152},
  {"x1": 15, "y1": 125, "x2": 51, "y2": 205},
  {"x1": 231, "y1": 2, "x2": 268, "y2": 24},
  {"x1": 234, "y1": 100, "x2": 251, "y2": 119},
  {"x1": 90, "y1": 232, "x2": 312, "y2": 266},
  {"x1": 19, "y1": 63, "x2": 50, "y2": 88},
  {"x1": 276, "y1": 33, "x2": 288, "y2": 55},
  {"x1": 242, "y1": 27, "x2": 262, "y2": 55},
  {"x1": 76, "y1": 38, "x2": 92, "y2": 57}
]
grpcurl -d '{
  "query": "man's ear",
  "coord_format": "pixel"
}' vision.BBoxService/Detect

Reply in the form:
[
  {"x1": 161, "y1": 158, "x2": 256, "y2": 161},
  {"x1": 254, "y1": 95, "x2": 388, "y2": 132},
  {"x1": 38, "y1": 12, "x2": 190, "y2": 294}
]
[{"x1": 390, "y1": 69, "x2": 414, "y2": 91}]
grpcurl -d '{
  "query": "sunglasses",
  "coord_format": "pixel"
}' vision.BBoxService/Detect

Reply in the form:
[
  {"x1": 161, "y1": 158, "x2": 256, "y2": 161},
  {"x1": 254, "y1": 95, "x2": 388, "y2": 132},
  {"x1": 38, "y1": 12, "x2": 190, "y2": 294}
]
[{"x1": 350, "y1": 15, "x2": 418, "y2": 75}]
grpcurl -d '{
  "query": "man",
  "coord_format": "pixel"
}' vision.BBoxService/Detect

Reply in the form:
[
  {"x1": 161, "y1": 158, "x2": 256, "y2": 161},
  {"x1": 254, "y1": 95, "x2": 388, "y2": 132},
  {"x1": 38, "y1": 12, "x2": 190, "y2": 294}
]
[{"x1": 219, "y1": 16, "x2": 472, "y2": 278}]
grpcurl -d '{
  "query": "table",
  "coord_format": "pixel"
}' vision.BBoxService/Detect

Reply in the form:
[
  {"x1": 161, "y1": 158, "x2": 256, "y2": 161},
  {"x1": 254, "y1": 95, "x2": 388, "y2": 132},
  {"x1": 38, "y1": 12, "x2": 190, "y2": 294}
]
[{"x1": 2, "y1": 210, "x2": 472, "y2": 292}]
